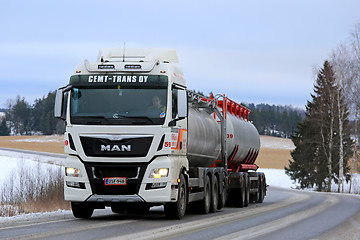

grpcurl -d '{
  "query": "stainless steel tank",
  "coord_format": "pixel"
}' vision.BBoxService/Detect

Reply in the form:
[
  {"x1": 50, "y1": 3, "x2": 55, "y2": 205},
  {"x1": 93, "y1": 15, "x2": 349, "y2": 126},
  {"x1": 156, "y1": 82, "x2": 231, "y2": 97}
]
[
  {"x1": 187, "y1": 108, "x2": 221, "y2": 167},
  {"x1": 225, "y1": 114, "x2": 260, "y2": 166},
  {"x1": 187, "y1": 106, "x2": 260, "y2": 168}
]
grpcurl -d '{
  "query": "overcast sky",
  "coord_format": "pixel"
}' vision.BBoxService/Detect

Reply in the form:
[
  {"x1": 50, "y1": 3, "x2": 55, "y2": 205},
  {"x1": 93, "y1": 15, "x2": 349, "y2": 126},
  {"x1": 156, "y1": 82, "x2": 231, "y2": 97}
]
[{"x1": 0, "y1": 0, "x2": 359, "y2": 109}]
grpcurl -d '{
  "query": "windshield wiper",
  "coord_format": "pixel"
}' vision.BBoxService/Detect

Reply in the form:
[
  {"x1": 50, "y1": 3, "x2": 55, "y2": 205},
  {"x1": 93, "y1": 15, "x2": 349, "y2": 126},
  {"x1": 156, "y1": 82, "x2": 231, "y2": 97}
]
[
  {"x1": 77, "y1": 116, "x2": 110, "y2": 124},
  {"x1": 117, "y1": 115, "x2": 154, "y2": 124}
]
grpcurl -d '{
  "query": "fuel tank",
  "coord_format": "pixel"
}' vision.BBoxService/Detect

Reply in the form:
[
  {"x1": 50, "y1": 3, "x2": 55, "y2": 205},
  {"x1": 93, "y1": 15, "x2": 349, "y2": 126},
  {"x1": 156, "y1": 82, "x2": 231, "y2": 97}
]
[{"x1": 187, "y1": 107, "x2": 260, "y2": 168}]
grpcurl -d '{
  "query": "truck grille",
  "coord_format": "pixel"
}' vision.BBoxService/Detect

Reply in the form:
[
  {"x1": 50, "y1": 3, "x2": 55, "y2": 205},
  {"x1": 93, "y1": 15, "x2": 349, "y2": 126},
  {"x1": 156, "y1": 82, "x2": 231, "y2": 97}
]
[
  {"x1": 80, "y1": 135, "x2": 153, "y2": 158},
  {"x1": 84, "y1": 162, "x2": 148, "y2": 195}
]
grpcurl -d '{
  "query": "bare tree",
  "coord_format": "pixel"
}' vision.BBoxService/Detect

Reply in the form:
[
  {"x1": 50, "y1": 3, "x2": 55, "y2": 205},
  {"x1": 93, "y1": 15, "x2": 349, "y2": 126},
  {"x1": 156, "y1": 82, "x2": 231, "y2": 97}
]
[
  {"x1": 331, "y1": 22, "x2": 360, "y2": 192},
  {"x1": 349, "y1": 23, "x2": 360, "y2": 193}
]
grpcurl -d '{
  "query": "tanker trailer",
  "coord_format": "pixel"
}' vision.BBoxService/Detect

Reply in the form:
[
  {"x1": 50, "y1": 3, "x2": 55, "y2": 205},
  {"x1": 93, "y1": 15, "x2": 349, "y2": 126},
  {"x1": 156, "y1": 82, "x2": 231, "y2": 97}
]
[
  {"x1": 54, "y1": 48, "x2": 266, "y2": 219},
  {"x1": 186, "y1": 92, "x2": 266, "y2": 211}
]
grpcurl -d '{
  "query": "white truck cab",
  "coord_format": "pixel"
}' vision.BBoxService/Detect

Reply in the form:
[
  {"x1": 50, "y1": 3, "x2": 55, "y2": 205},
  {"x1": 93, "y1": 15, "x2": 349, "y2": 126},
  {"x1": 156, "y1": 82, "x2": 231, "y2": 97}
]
[{"x1": 55, "y1": 48, "x2": 190, "y2": 218}]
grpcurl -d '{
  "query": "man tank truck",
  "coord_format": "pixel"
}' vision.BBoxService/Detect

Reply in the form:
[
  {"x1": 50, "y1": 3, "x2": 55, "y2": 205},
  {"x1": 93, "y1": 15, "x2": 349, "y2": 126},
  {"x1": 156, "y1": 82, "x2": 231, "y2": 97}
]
[{"x1": 54, "y1": 48, "x2": 267, "y2": 219}]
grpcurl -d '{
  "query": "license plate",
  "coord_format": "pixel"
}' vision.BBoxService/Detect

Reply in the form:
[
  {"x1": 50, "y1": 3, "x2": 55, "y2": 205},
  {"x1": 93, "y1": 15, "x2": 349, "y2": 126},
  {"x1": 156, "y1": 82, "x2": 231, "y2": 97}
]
[{"x1": 104, "y1": 177, "x2": 127, "y2": 185}]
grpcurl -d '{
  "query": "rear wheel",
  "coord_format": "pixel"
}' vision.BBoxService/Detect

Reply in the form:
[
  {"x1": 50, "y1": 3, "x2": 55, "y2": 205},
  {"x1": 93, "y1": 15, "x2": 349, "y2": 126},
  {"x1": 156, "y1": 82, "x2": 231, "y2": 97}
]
[
  {"x1": 71, "y1": 202, "x2": 94, "y2": 219},
  {"x1": 258, "y1": 174, "x2": 265, "y2": 203},
  {"x1": 217, "y1": 174, "x2": 227, "y2": 210},
  {"x1": 238, "y1": 175, "x2": 246, "y2": 208},
  {"x1": 201, "y1": 175, "x2": 211, "y2": 214},
  {"x1": 244, "y1": 173, "x2": 250, "y2": 207},
  {"x1": 210, "y1": 176, "x2": 218, "y2": 213},
  {"x1": 165, "y1": 174, "x2": 187, "y2": 219}
]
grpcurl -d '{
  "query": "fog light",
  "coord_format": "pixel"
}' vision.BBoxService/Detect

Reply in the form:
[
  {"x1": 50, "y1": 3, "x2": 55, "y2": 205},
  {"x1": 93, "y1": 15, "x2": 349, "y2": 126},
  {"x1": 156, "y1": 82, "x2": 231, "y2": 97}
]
[
  {"x1": 145, "y1": 182, "x2": 167, "y2": 190},
  {"x1": 66, "y1": 181, "x2": 85, "y2": 189}
]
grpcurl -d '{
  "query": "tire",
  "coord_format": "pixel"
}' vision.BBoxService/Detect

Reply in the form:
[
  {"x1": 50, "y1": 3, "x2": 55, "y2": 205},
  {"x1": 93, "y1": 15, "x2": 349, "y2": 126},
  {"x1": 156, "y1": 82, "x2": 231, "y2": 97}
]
[
  {"x1": 244, "y1": 173, "x2": 250, "y2": 207},
  {"x1": 237, "y1": 175, "x2": 246, "y2": 208},
  {"x1": 231, "y1": 177, "x2": 246, "y2": 208},
  {"x1": 201, "y1": 175, "x2": 211, "y2": 214},
  {"x1": 217, "y1": 175, "x2": 227, "y2": 210},
  {"x1": 210, "y1": 176, "x2": 219, "y2": 213},
  {"x1": 258, "y1": 174, "x2": 265, "y2": 203},
  {"x1": 71, "y1": 202, "x2": 94, "y2": 219},
  {"x1": 165, "y1": 174, "x2": 187, "y2": 219}
]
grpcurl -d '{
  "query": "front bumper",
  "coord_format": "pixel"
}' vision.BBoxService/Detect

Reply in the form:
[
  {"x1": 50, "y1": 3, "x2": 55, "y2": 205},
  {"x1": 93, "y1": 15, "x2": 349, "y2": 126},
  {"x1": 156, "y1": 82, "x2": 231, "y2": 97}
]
[{"x1": 64, "y1": 155, "x2": 181, "y2": 203}]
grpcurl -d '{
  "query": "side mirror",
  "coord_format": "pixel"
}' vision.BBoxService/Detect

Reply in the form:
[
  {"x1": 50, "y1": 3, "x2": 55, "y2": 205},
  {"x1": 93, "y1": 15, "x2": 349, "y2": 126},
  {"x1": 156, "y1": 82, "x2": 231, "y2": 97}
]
[
  {"x1": 54, "y1": 89, "x2": 64, "y2": 119},
  {"x1": 177, "y1": 89, "x2": 187, "y2": 119},
  {"x1": 54, "y1": 85, "x2": 72, "y2": 120}
]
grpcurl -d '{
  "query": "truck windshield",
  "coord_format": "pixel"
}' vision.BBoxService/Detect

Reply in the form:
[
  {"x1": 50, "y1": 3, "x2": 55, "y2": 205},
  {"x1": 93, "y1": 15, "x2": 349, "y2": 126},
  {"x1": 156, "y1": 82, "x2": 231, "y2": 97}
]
[{"x1": 70, "y1": 86, "x2": 167, "y2": 125}]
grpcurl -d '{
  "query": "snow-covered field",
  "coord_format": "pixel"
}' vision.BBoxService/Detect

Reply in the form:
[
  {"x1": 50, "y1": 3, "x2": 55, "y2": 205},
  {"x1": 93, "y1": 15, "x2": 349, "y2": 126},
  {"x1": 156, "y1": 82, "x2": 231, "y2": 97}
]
[
  {"x1": 11, "y1": 135, "x2": 63, "y2": 143},
  {"x1": 260, "y1": 135, "x2": 295, "y2": 150}
]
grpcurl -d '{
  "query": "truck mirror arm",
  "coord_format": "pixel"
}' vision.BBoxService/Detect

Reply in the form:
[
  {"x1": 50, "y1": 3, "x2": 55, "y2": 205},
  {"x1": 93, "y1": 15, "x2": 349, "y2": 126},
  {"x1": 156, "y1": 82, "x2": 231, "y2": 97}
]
[{"x1": 168, "y1": 116, "x2": 185, "y2": 127}]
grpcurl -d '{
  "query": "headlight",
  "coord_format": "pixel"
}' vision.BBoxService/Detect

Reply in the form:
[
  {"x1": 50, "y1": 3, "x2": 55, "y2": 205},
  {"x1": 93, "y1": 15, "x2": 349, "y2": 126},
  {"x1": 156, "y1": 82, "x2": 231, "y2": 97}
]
[
  {"x1": 65, "y1": 167, "x2": 81, "y2": 177},
  {"x1": 149, "y1": 168, "x2": 169, "y2": 178}
]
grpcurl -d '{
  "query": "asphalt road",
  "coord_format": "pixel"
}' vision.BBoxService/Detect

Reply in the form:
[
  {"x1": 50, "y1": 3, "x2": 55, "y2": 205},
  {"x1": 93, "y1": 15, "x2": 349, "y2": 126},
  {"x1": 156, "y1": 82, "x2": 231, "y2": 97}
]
[{"x1": 1, "y1": 187, "x2": 360, "y2": 240}]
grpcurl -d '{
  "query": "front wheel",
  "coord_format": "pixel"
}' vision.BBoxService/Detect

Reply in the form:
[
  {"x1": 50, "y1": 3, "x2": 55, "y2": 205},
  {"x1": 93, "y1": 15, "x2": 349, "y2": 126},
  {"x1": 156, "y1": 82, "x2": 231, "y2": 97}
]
[
  {"x1": 71, "y1": 202, "x2": 94, "y2": 219},
  {"x1": 165, "y1": 174, "x2": 187, "y2": 219}
]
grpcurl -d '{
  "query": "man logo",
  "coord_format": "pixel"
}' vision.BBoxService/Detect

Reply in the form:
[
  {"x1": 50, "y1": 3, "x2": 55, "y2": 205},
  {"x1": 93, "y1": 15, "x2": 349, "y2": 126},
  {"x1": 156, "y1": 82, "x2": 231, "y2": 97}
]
[{"x1": 101, "y1": 145, "x2": 131, "y2": 152}]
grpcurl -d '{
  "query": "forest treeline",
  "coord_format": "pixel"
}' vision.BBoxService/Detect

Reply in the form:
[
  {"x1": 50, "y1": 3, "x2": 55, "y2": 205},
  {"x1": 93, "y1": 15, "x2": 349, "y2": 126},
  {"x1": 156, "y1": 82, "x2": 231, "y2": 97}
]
[
  {"x1": 246, "y1": 103, "x2": 304, "y2": 138},
  {"x1": 0, "y1": 92, "x2": 64, "y2": 136}
]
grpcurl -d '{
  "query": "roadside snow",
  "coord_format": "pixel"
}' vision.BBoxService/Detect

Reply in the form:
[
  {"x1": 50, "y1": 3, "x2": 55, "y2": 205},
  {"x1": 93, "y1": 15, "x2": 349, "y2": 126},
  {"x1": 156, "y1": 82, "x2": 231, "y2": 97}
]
[
  {"x1": 0, "y1": 209, "x2": 71, "y2": 224},
  {"x1": 258, "y1": 168, "x2": 298, "y2": 189}
]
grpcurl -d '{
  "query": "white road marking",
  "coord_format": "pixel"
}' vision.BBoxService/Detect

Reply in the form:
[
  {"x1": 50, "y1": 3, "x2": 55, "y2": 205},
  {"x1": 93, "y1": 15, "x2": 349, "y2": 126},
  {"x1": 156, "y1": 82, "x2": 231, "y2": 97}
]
[
  {"x1": 106, "y1": 191, "x2": 310, "y2": 240},
  {"x1": 215, "y1": 194, "x2": 339, "y2": 240}
]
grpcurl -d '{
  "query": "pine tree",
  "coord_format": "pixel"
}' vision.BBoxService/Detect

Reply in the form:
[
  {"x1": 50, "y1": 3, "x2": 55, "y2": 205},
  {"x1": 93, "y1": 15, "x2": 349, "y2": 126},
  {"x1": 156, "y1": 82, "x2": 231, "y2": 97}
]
[
  {"x1": 5, "y1": 96, "x2": 32, "y2": 135},
  {"x1": 0, "y1": 118, "x2": 10, "y2": 136},
  {"x1": 285, "y1": 61, "x2": 352, "y2": 191}
]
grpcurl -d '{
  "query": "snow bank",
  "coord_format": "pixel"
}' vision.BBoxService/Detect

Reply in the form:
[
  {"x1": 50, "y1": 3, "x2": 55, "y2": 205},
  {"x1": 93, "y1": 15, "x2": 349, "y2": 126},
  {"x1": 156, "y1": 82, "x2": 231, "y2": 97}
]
[{"x1": 0, "y1": 209, "x2": 71, "y2": 224}]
